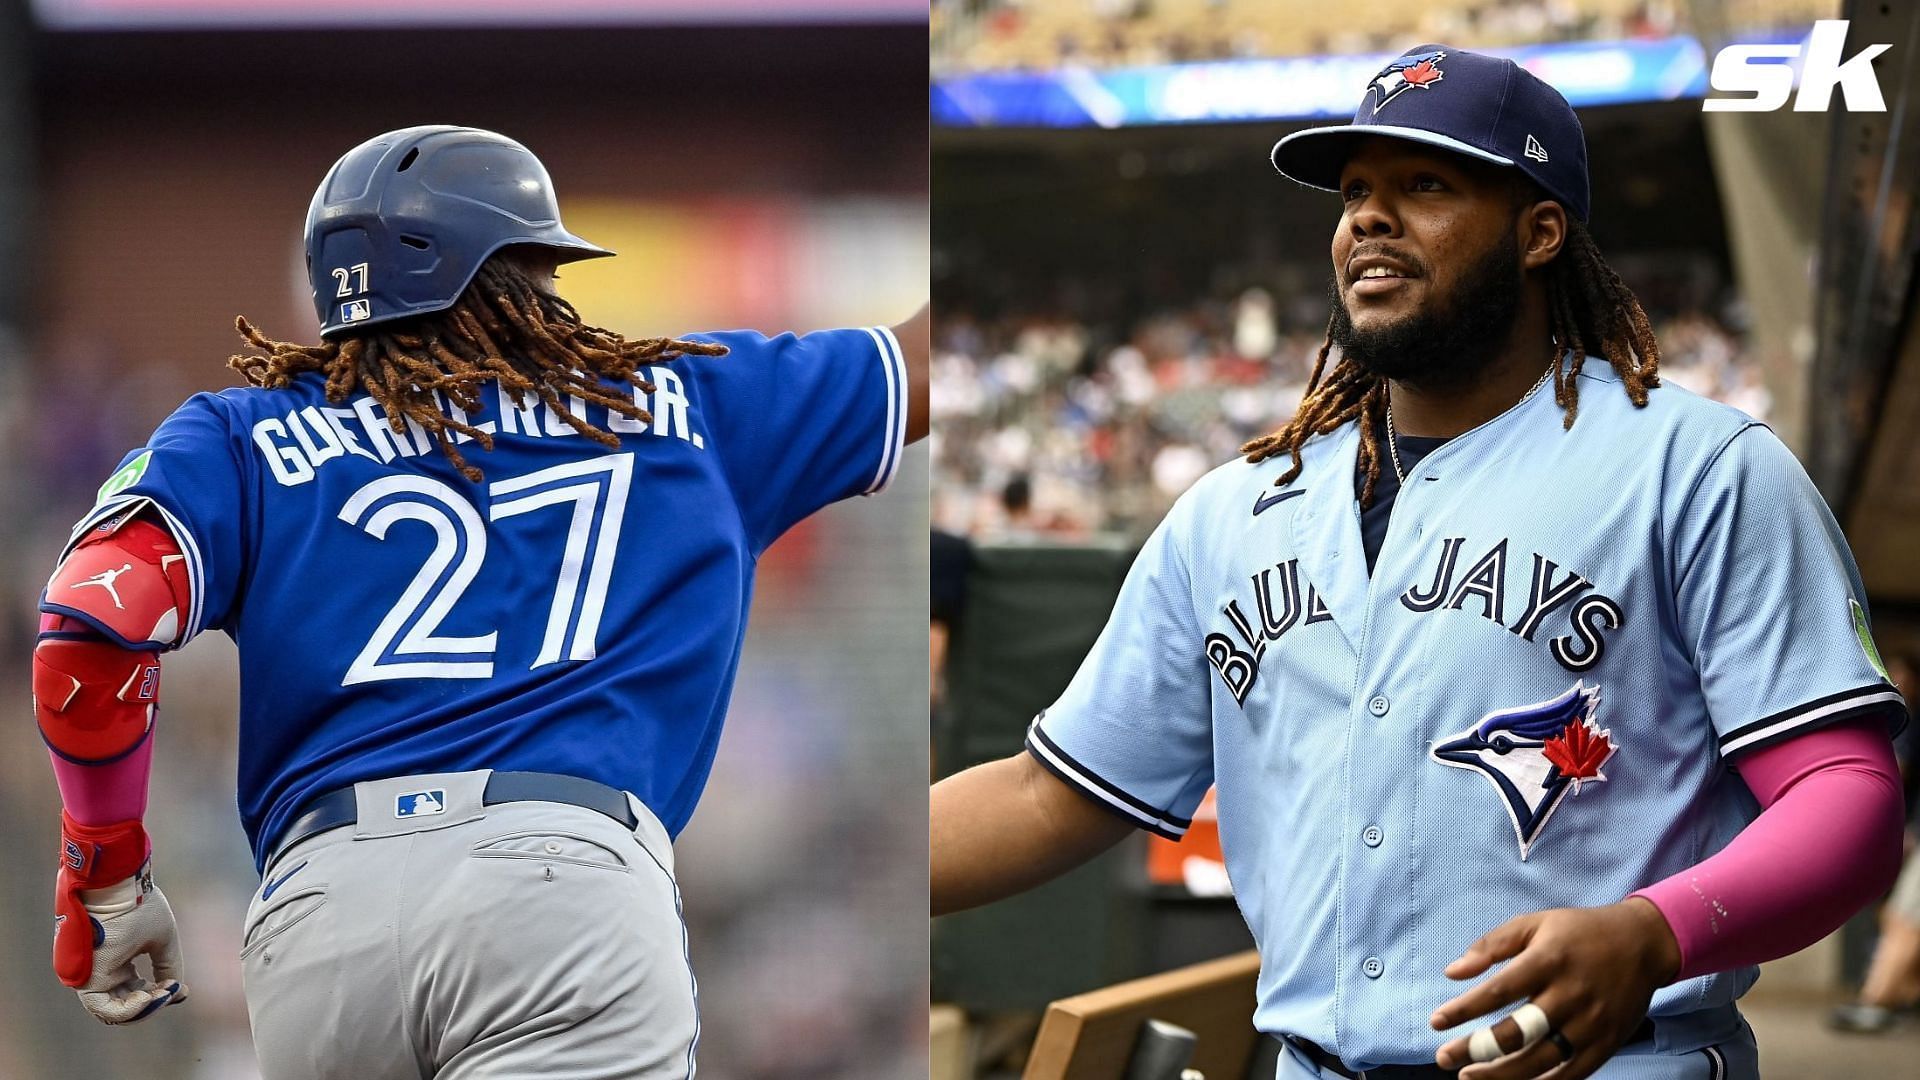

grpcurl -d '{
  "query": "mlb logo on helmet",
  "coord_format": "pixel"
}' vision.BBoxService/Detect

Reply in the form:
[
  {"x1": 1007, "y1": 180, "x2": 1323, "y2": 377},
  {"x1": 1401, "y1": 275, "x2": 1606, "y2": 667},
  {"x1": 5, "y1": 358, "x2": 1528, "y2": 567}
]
[
  {"x1": 340, "y1": 299, "x2": 371, "y2": 324},
  {"x1": 394, "y1": 789, "x2": 447, "y2": 818}
]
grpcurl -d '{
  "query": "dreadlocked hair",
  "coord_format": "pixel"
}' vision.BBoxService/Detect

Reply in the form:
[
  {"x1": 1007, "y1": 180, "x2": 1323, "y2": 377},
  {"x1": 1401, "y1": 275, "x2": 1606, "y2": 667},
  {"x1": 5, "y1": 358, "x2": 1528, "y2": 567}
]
[
  {"x1": 1240, "y1": 214, "x2": 1660, "y2": 508},
  {"x1": 229, "y1": 258, "x2": 728, "y2": 482}
]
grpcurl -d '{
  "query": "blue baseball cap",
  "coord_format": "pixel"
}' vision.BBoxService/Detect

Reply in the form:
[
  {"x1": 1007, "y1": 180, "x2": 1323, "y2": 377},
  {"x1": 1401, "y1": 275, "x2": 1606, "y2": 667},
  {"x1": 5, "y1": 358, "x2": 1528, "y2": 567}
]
[{"x1": 1271, "y1": 45, "x2": 1591, "y2": 222}]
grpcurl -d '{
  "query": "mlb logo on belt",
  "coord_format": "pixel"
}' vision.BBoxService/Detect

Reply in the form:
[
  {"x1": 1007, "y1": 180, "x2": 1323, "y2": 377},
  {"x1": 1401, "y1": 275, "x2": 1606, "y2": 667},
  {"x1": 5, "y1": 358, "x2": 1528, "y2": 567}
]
[{"x1": 395, "y1": 789, "x2": 447, "y2": 818}]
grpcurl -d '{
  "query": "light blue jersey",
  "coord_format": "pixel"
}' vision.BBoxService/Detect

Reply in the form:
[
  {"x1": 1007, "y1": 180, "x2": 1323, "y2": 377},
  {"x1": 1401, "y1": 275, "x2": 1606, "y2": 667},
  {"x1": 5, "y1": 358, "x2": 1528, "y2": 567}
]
[
  {"x1": 53, "y1": 327, "x2": 908, "y2": 869},
  {"x1": 1028, "y1": 360, "x2": 1906, "y2": 1070}
]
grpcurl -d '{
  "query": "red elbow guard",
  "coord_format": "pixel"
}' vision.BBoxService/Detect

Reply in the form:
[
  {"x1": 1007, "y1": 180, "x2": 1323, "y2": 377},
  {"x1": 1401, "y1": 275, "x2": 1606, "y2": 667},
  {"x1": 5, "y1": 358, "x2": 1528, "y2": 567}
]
[
  {"x1": 34, "y1": 629, "x2": 161, "y2": 764},
  {"x1": 35, "y1": 514, "x2": 188, "y2": 764},
  {"x1": 42, "y1": 514, "x2": 191, "y2": 649}
]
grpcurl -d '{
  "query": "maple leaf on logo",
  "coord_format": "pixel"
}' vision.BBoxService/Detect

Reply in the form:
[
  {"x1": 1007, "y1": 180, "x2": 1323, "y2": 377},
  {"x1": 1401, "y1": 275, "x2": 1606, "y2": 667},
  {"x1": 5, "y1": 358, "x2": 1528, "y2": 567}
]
[
  {"x1": 1402, "y1": 60, "x2": 1443, "y2": 87},
  {"x1": 1542, "y1": 720, "x2": 1614, "y2": 791}
]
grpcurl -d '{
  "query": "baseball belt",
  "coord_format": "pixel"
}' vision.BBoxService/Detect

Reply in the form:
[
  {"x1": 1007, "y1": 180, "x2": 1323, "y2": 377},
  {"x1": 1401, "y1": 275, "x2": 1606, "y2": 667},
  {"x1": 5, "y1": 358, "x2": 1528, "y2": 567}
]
[
  {"x1": 1287, "y1": 1020, "x2": 1655, "y2": 1079},
  {"x1": 272, "y1": 771, "x2": 641, "y2": 863}
]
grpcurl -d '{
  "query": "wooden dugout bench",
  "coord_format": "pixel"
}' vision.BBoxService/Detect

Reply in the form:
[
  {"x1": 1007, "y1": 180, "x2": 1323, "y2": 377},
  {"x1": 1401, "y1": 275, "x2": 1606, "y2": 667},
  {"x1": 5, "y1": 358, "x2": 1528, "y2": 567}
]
[{"x1": 1022, "y1": 950, "x2": 1263, "y2": 1080}]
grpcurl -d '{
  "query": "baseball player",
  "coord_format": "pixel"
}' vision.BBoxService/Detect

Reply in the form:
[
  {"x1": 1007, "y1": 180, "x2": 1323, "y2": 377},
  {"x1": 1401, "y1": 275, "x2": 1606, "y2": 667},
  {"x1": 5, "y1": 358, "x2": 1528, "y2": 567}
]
[
  {"x1": 931, "y1": 47, "x2": 1908, "y2": 1080},
  {"x1": 36, "y1": 125, "x2": 926, "y2": 1078}
]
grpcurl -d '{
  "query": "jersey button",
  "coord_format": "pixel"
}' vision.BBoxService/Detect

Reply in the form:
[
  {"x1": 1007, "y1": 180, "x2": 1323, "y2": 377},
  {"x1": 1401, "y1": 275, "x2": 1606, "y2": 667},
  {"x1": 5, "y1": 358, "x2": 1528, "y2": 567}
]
[
  {"x1": 1362, "y1": 825, "x2": 1383, "y2": 848},
  {"x1": 1367, "y1": 695, "x2": 1390, "y2": 717},
  {"x1": 1363, "y1": 956, "x2": 1384, "y2": 979}
]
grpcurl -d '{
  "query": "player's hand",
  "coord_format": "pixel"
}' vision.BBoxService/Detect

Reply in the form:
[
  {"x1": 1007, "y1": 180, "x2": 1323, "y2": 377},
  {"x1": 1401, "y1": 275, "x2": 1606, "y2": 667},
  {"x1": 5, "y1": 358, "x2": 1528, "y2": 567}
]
[
  {"x1": 1428, "y1": 899, "x2": 1680, "y2": 1079},
  {"x1": 56, "y1": 865, "x2": 190, "y2": 1025}
]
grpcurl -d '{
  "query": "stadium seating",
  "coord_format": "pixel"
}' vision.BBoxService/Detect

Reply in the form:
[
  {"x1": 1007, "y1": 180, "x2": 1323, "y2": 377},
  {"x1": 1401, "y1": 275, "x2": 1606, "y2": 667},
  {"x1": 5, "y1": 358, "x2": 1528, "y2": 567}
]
[{"x1": 933, "y1": 0, "x2": 1835, "y2": 74}]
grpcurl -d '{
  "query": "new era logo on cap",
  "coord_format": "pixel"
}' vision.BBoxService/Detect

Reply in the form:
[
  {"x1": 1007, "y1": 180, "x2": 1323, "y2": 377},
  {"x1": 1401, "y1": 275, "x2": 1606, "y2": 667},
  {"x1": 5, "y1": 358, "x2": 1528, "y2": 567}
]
[
  {"x1": 1524, "y1": 135, "x2": 1549, "y2": 163},
  {"x1": 395, "y1": 790, "x2": 446, "y2": 818}
]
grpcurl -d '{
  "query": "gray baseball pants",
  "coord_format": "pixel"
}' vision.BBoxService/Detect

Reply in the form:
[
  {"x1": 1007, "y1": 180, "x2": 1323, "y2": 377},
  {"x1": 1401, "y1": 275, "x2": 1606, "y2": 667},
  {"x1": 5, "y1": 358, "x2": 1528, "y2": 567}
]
[{"x1": 241, "y1": 771, "x2": 698, "y2": 1079}]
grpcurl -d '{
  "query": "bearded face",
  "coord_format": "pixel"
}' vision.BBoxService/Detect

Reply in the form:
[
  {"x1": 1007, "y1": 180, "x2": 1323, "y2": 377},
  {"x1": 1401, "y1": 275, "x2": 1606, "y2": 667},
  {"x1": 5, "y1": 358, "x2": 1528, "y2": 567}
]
[
  {"x1": 1329, "y1": 226, "x2": 1523, "y2": 393},
  {"x1": 1327, "y1": 140, "x2": 1533, "y2": 394}
]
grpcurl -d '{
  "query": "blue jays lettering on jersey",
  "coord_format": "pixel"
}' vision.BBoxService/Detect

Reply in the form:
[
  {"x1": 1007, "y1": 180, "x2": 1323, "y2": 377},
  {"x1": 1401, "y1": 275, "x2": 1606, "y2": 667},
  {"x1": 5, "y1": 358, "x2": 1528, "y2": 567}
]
[
  {"x1": 1025, "y1": 358, "x2": 1906, "y2": 1070},
  {"x1": 53, "y1": 327, "x2": 908, "y2": 869}
]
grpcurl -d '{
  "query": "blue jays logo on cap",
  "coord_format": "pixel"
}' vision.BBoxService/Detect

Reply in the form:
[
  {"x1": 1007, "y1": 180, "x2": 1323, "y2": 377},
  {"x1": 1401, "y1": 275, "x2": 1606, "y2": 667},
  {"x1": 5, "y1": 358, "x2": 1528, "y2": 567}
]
[
  {"x1": 1368, "y1": 49, "x2": 1448, "y2": 114},
  {"x1": 1431, "y1": 681, "x2": 1617, "y2": 860},
  {"x1": 395, "y1": 789, "x2": 447, "y2": 818},
  {"x1": 1271, "y1": 43, "x2": 1594, "y2": 223}
]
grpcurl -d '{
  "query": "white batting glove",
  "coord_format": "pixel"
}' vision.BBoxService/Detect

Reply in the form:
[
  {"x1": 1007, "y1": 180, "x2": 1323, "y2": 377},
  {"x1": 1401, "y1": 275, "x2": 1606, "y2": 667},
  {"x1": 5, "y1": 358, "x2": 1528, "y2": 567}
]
[{"x1": 66, "y1": 867, "x2": 189, "y2": 1024}]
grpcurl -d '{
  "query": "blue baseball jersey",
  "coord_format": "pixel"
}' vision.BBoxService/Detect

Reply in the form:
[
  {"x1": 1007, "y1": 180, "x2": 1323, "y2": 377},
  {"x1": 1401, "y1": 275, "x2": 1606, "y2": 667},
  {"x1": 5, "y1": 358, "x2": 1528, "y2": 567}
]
[
  {"x1": 1027, "y1": 361, "x2": 1906, "y2": 1068},
  {"x1": 58, "y1": 327, "x2": 908, "y2": 870}
]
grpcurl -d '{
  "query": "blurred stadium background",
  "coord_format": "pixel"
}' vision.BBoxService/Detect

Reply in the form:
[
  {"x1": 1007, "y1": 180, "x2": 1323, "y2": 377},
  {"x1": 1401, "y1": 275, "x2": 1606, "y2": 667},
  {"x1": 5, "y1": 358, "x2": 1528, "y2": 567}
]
[
  {"x1": 0, "y1": 3, "x2": 928, "y2": 1079},
  {"x1": 929, "y1": 0, "x2": 1920, "y2": 1076}
]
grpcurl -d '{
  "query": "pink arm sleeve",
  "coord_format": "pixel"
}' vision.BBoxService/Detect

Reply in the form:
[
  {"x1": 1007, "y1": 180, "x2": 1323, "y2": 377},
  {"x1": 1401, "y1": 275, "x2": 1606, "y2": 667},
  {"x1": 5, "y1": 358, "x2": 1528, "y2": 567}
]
[
  {"x1": 49, "y1": 737, "x2": 155, "y2": 825},
  {"x1": 38, "y1": 604, "x2": 157, "y2": 825},
  {"x1": 1631, "y1": 716, "x2": 1905, "y2": 981}
]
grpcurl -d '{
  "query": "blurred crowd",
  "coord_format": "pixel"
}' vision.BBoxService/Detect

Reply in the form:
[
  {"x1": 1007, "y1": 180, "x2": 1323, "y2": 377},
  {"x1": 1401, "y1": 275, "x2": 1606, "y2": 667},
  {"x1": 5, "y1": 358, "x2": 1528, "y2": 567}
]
[
  {"x1": 932, "y1": 0, "x2": 1831, "y2": 74},
  {"x1": 931, "y1": 280, "x2": 1767, "y2": 540}
]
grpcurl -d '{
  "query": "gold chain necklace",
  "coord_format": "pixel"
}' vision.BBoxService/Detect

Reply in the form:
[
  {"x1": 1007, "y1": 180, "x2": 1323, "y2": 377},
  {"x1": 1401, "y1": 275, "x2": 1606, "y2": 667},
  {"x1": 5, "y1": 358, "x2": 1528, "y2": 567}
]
[{"x1": 1385, "y1": 360, "x2": 1556, "y2": 484}]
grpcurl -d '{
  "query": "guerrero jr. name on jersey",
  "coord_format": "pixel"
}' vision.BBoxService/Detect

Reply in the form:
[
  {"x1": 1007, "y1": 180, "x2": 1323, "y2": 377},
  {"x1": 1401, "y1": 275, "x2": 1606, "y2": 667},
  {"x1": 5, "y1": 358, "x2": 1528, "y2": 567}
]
[
  {"x1": 1205, "y1": 536, "x2": 1624, "y2": 705},
  {"x1": 251, "y1": 366, "x2": 704, "y2": 487}
]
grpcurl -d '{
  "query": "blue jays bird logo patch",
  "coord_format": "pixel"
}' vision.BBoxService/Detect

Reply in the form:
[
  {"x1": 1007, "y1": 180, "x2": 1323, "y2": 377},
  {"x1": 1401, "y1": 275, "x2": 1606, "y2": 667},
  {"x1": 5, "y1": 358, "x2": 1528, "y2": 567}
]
[
  {"x1": 1369, "y1": 49, "x2": 1447, "y2": 114},
  {"x1": 1431, "y1": 681, "x2": 1616, "y2": 860}
]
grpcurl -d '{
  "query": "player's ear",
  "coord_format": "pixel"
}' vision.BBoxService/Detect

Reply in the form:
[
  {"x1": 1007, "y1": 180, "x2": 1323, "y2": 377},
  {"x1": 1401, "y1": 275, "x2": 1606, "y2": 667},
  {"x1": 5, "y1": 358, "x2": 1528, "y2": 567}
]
[{"x1": 1519, "y1": 199, "x2": 1567, "y2": 271}]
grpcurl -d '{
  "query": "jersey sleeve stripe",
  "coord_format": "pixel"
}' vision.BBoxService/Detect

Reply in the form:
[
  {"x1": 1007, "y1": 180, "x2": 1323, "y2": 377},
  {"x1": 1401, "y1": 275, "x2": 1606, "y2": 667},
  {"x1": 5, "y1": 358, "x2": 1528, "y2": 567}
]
[
  {"x1": 61, "y1": 494, "x2": 145, "y2": 557},
  {"x1": 1024, "y1": 721, "x2": 1193, "y2": 839},
  {"x1": 860, "y1": 326, "x2": 907, "y2": 496},
  {"x1": 147, "y1": 502, "x2": 207, "y2": 643},
  {"x1": 1718, "y1": 684, "x2": 1908, "y2": 756}
]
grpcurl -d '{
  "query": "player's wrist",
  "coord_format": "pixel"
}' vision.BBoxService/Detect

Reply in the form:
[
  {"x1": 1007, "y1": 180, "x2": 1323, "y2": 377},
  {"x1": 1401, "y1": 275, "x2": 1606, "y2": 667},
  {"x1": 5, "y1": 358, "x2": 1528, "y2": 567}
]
[
  {"x1": 57, "y1": 813, "x2": 150, "y2": 889},
  {"x1": 1619, "y1": 895, "x2": 1683, "y2": 986},
  {"x1": 78, "y1": 870, "x2": 150, "y2": 914}
]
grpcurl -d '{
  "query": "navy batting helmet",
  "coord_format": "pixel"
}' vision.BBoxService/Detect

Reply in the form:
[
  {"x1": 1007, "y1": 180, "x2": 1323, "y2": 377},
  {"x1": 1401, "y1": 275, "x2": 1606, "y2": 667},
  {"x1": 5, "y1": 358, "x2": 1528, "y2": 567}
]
[{"x1": 305, "y1": 125, "x2": 613, "y2": 339}]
